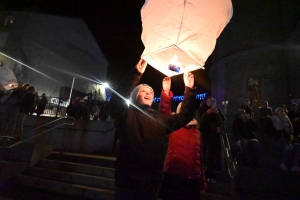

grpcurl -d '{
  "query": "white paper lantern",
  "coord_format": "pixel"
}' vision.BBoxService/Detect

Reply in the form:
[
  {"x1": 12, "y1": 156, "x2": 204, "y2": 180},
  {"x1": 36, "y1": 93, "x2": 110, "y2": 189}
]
[
  {"x1": 0, "y1": 62, "x2": 18, "y2": 90},
  {"x1": 141, "y1": 0, "x2": 233, "y2": 77}
]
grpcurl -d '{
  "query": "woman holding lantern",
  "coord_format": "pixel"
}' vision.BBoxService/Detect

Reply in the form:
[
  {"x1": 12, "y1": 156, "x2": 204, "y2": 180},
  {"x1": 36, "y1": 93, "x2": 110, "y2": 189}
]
[{"x1": 110, "y1": 58, "x2": 196, "y2": 200}]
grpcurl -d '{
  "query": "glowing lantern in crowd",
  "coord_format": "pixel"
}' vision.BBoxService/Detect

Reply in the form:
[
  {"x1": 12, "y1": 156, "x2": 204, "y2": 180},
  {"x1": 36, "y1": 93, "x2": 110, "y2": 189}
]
[
  {"x1": 0, "y1": 61, "x2": 18, "y2": 90},
  {"x1": 141, "y1": 0, "x2": 233, "y2": 77}
]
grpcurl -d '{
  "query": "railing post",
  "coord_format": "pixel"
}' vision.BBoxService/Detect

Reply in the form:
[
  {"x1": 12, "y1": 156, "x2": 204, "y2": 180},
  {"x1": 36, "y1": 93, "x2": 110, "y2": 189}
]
[
  {"x1": 61, "y1": 117, "x2": 69, "y2": 153},
  {"x1": 55, "y1": 98, "x2": 61, "y2": 118}
]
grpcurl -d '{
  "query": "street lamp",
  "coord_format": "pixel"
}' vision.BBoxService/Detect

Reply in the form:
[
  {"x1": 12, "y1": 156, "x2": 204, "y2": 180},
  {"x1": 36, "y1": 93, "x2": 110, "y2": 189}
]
[{"x1": 222, "y1": 101, "x2": 228, "y2": 115}]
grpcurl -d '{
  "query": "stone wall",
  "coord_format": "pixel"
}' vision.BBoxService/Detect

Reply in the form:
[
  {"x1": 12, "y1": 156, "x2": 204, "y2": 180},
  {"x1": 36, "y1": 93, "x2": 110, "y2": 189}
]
[
  {"x1": 19, "y1": 116, "x2": 115, "y2": 155},
  {"x1": 210, "y1": 46, "x2": 289, "y2": 134}
]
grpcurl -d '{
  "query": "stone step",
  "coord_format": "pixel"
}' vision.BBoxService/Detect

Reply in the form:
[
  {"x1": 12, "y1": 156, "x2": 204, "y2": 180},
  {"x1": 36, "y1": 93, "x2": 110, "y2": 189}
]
[
  {"x1": 39, "y1": 159, "x2": 115, "y2": 178},
  {"x1": 235, "y1": 166, "x2": 300, "y2": 198},
  {"x1": 14, "y1": 175, "x2": 115, "y2": 200},
  {"x1": 48, "y1": 151, "x2": 116, "y2": 168},
  {"x1": 214, "y1": 170, "x2": 232, "y2": 183},
  {"x1": 206, "y1": 182, "x2": 231, "y2": 196},
  {"x1": 201, "y1": 192, "x2": 231, "y2": 200},
  {"x1": 234, "y1": 191, "x2": 297, "y2": 200},
  {"x1": 25, "y1": 167, "x2": 115, "y2": 190}
]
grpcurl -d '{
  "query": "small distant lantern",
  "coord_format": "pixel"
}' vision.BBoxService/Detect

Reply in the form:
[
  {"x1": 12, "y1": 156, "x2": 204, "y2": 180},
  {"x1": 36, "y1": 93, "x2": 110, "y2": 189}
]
[
  {"x1": 0, "y1": 61, "x2": 18, "y2": 90},
  {"x1": 141, "y1": 0, "x2": 233, "y2": 77}
]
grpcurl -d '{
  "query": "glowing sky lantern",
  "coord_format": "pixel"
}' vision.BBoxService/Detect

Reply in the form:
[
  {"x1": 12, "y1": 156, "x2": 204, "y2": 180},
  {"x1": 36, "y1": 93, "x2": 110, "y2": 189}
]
[
  {"x1": 0, "y1": 61, "x2": 18, "y2": 90},
  {"x1": 141, "y1": 0, "x2": 233, "y2": 77}
]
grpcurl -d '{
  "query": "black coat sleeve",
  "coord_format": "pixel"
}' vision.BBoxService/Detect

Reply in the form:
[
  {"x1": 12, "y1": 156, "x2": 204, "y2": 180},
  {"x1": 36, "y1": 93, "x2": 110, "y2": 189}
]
[{"x1": 110, "y1": 68, "x2": 142, "y2": 122}]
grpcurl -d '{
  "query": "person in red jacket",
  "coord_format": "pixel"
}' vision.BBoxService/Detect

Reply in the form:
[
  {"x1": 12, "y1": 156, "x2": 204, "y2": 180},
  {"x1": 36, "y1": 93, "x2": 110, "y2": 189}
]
[{"x1": 159, "y1": 77, "x2": 207, "y2": 200}]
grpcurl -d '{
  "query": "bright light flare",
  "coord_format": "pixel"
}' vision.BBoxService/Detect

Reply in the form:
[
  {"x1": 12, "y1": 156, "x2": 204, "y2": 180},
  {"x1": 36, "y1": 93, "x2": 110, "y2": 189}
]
[
  {"x1": 126, "y1": 99, "x2": 131, "y2": 107},
  {"x1": 103, "y1": 82, "x2": 109, "y2": 88}
]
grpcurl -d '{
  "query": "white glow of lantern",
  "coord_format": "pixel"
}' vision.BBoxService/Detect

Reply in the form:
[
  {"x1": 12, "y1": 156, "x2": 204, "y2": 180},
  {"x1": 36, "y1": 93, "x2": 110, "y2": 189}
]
[{"x1": 141, "y1": 0, "x2": 233, "y2": 77}]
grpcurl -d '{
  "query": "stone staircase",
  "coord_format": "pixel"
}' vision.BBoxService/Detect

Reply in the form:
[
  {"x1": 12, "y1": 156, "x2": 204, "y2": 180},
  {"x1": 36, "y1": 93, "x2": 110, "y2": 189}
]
[
  {"x1": 201, "y1": 171, "x2": 232, "y2": 200},
  {"x1": 1, "y1": 152, "x2": 116, "y2": 200},
  {"x1": 1, "y1": 151, "x2": 235, "y2": 200},
  {"x1": 4, "y1": 150, "x2": 299, "y2": 200}
]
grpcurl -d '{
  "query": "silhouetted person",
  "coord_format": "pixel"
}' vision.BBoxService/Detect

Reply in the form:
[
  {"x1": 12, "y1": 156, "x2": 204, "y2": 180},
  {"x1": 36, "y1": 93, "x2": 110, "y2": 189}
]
[
  {"x1": 197, "y1": 96, "x2": 225, "y2": 183},
  {"x1": 288, "y1": 103, "x2": 300, "y2": 143},
  {"x1": 232, "y1": 109, "x2": 260, "y2": 167},
  {"x1": 35, "y1": 93, "x2": 48, "y2": 116},
  {"x1": 241, "y1": 99, "x2": 254, "y2": 118},
  {"x1": 0, "y1": 87, "x2": 22, "y2": 136},
  {"x1": 18, "y1": 85, "x2": 35, "y2": 135}
]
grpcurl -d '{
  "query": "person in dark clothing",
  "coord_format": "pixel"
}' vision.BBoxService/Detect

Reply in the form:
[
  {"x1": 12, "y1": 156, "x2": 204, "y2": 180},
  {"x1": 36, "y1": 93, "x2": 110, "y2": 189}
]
[
  {"x1": 258, "y1": 101, "x2": 273, "y2": 149},
  {"x1": 0, "y1": 90, "x2": 4, "y2": 106},
  {"x1": 110, "y1": 58, "x2": 196, "y2": 200},
  {"x1": 196, "y1": 96, "x2": 225, "y2": 183},
  {"x1": 288, "y1": 103, "x2": 300, "y2": 143},
  {"x1": 259, "y1": 101, "x2": 273, "y2": 130},
  {"x1": 99, "y1": 100, "x2": 109, "y2": 121},
  {"x1": 18, "y1": 85, "x2": 36, "y2": 135},
  {"x1": 83, "y1": 93, "x2": 98, "y2": 119},
  {"x1": 35, "y1": 93, "x2": 48, "y2": 116},
  {"x1": 0, "y1": 88, "x2": 22, "y2": 136},
  {"x1": 232, "y1": 109, "x2": 260, "y2": 167},
  {"x1": 29, "y1": 91, "x2": 39, "y2": 115},
  {"x1": 241, "y1": 99, "x2": 254, "y2": 118}
]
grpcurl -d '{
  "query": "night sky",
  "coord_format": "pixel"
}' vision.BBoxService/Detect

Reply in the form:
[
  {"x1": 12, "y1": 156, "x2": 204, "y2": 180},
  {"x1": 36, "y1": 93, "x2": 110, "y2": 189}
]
[{"x1": 1, "y1": 0, "x2": 211, "y2": 96}]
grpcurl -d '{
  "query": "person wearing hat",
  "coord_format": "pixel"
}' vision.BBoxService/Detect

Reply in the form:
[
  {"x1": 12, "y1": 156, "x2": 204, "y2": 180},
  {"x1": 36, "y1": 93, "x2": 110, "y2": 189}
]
[
  {"x1": 110, "y1": 58, "x2": 196, "y2": 200},
  {"x1": 158, "y1": 77, "x2": 206, "y2": 200}
]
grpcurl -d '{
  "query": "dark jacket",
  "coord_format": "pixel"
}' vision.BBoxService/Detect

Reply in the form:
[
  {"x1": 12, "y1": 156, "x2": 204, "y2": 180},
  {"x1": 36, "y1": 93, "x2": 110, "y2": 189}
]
[
  {"x1": 288, "y1": 110, "x2": 300, "y2": 129},
  {"x1": 241, "y1": 105, "x2": 254, "y2": 118},
  {"x1": 232, "y1": 118, "x2": 258, "y2": 140},
  {"x1": 197, "y1": 104, "x2": 225, "y2": 143},
  {"x1": 110, "y1": 68, "x2": 196, "y2": 192},
  {"x1": 19, "y1": 91, "x2": 35, "y2": 114}
]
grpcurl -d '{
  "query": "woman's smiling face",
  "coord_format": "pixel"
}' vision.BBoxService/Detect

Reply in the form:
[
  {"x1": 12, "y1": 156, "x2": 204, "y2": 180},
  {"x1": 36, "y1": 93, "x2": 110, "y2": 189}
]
[{"x1": 136, "y1": 87, "x2": 154, "y2": 106}]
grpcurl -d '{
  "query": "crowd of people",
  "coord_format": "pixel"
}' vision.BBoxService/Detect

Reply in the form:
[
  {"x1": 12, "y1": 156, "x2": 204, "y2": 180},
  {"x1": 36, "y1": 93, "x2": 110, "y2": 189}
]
[
  {"x1": 0, "y1": 83, "x2": 39, "y2": 137},
  {"x1": 0, "y1": 83, "x2": 110, "y2": 137},
  {"x1": 232, "y1": 99, "x2": 300, "y2": 172},
  {"x1": 109, "y1": 58, "x2": 300, "y2": 200},
  {"x1": 1, "y1": 58, "x2": 299, "y2": 199},
  {"x1": 66, "y1": 93, "x2": 109, "y2": 121}
]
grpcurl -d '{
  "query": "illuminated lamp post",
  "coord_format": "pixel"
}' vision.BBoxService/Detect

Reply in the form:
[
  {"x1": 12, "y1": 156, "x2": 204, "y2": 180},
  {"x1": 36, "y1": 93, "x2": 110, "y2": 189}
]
[
  {"x1": 141, "y1": 0, "x2": 233, "y2": 77},
  {"x1": 0, "y1": 61, "x2": 18, "y2": 90},
  {"x1": 222, "y1": 100, "x2": 228, "y2": 115}
]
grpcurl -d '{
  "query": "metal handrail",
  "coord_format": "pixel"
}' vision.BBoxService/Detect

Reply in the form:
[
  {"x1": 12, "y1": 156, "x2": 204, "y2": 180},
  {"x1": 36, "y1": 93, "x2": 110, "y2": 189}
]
[
  {"x1": 3, "y1": 116, "x2": 75, "y2": 149},
  {"x1": 221, "y1": 127, "x2": 236, "y2": 179}
]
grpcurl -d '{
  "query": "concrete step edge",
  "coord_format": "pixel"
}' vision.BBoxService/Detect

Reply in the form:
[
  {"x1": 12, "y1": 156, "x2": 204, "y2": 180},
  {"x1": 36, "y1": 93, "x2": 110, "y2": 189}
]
[
  {"x1": 26, "y1": 167, "x2": 115, "y2": 190},
  {"x1": 39, "y1": 159, "x2": 115, "y2": 178},
  {"x1": 51, "y1": 151, "x2": 116, "y2": 161},
  {"x1": 15, "y1": 175, "x2": 115, "y2": 200},
  {"x1": 201, "y1": 192, "x2": 231, "y2": 200}
]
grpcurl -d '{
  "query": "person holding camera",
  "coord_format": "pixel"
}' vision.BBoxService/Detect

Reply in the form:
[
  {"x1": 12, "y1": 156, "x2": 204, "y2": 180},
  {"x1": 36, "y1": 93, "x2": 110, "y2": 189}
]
[
  {"x1": 232, "y1": 109, "x2": 260, "y2": 167},
  {"x1": 197, "y1": 96, "x2": 225, "y2": 183}
]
